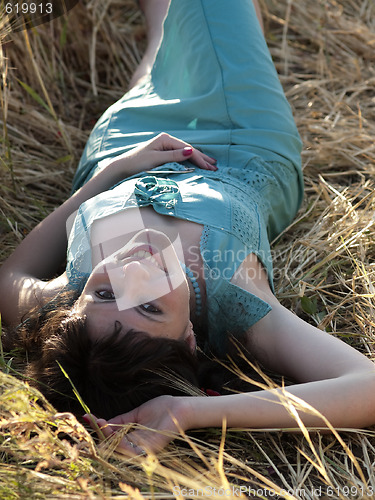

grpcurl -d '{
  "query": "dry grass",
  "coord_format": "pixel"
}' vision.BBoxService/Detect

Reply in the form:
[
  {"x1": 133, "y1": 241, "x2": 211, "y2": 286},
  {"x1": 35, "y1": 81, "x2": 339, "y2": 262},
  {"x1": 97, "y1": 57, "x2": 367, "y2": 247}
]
[{"x1": 1, "y1": 0, "x2": 375, "y2": 498}]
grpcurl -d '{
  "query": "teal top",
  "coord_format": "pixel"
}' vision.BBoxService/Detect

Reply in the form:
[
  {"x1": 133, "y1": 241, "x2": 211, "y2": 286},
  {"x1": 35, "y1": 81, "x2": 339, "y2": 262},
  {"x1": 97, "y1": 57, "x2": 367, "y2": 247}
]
[
  {"x1": 67, "y1": 156, "x2": 300, "y2": 355},
  {"x1": 66, "y1": 0, "x2": 304, "y2": 355}
]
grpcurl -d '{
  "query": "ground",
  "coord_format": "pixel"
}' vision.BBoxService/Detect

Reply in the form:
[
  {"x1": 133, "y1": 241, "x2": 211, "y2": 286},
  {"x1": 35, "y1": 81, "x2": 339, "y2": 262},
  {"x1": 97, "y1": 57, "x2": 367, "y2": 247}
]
[{"x1": 1, "y1": 1, "x2": 375, "y2": 498}]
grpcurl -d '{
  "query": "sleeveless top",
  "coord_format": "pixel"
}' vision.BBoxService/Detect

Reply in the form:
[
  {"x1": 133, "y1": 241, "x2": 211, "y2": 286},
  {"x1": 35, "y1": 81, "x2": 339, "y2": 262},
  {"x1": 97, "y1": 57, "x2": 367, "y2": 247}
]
[{"x1": 67, "y1": 156, "x2": 300, "y2": 356}]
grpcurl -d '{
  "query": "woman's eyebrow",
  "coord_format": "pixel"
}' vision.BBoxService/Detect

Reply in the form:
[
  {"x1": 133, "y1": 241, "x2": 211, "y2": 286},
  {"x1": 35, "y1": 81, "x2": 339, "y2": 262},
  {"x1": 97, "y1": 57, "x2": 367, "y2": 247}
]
[{"x1": 89, "y1": 300, "x2": 117, "y2": 308}]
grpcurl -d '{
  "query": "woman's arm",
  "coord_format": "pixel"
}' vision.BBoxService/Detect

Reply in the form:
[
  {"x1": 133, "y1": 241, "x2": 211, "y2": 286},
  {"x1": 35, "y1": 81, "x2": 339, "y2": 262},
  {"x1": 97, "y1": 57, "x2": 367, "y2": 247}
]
[
  {"x1": 87, "y1": 307, "x2": 375, "y2": 455},
  {"x1": 209, "y1": 253, "x2": 375, "y2": 430},
  {"x1": 86, "y1": 254, "x2": 375, "y2": 455},
  {"x1": 187, "y1": 306, "x2": 375, "y2": 431},
  {"x1": 0, "y1": 134, "x2": 217, "y2": 326},
  {"x1": 89, "y1": 312, "x2": 375, "y2": 455},
  {"x1": 88, "y1": 359, "x2": 375, "y2": 456}
]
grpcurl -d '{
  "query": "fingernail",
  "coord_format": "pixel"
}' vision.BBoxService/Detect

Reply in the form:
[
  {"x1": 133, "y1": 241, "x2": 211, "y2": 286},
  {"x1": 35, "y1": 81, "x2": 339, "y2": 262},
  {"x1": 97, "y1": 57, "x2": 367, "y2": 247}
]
[
  {"x1": 82, "y1": 414, "x2": 91, "y2": 423},
  {"x1": 183, "y1": 146, "x2": 193, "y2": 156},
  {"x1": 207, "y1": 162, "x2": 217, "y2": 170}
]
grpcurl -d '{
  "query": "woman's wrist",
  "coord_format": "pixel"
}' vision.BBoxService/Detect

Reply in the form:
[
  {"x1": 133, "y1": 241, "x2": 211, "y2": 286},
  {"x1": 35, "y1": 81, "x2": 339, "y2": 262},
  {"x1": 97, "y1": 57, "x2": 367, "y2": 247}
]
[
  {"x1": 178, "y1": 395, "x2": 224, "y2": 431},
  {"x1": 172, "y1": 396, "x2": 204, "y2": 432},
  {"x1": 104, "y1": 153, "x2": 138, "y2": 180}
]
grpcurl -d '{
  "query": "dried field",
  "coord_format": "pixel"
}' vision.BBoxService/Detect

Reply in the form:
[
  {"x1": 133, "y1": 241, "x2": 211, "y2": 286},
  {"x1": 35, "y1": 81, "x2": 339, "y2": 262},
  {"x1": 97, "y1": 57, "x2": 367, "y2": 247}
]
[{"x1": 1, "y1": 0, "x2": 375, "y2": 498}]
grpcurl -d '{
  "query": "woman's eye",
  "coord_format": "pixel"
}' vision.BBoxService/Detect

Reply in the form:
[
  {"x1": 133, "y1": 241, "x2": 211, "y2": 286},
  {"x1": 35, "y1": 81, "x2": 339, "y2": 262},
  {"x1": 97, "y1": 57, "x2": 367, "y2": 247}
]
[
  {"x1": 140, "y1": 303, "x2": 161, "y2": 314},
  {"x1": 95, "y1": 290, "x2": 115, "y2": 300}
]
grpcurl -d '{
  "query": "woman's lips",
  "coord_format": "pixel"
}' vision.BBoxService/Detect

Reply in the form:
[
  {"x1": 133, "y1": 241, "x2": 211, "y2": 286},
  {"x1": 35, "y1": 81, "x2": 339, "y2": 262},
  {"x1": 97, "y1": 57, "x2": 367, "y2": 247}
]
[{"x1": 123, "y1": 245, "x2": 166, "y2": 272}]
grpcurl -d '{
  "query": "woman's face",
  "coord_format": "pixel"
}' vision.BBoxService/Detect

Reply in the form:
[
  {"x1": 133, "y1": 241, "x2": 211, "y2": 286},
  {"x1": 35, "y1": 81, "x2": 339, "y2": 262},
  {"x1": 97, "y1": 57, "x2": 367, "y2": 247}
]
[{"x1": 73, "y1": 229, "x2": 196, "y2": 352}]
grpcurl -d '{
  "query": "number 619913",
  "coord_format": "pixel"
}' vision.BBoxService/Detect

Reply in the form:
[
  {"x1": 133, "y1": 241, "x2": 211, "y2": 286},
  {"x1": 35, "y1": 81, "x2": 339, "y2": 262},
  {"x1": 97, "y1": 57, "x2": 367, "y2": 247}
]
[{"x1": 5, "y1": 3, "x2": 53, "y2": 15}]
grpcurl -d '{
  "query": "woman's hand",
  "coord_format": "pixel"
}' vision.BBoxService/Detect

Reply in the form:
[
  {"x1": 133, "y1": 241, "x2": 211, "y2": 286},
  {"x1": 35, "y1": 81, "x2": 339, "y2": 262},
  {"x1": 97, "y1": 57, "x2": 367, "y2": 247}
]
[
  {"x1": 83, "y1": 395, "x2": 193, "y2": 456},
  {"x1": 109, "y1": 133, "x2": 218, "y2": 177}
]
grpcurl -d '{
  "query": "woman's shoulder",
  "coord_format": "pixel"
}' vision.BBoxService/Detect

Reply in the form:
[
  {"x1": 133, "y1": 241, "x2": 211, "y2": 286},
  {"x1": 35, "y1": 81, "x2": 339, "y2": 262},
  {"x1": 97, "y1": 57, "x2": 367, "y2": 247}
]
[
  {"x1": 203, "y1": 251, "x2": 274, "y2": 357},
  {"x1": 230, "y1": 253, "x2": 274, "y2": 299}
]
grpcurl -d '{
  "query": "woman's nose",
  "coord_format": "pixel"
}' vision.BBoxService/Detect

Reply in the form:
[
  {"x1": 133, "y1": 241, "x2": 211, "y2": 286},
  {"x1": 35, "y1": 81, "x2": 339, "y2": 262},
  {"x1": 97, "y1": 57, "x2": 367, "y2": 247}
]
[
  {"x1": 115, "y1": 261, "x2": 151, "y2": 309},
  {"x1": 122, "y1": 260, "x2": 150, "y2": 281}
]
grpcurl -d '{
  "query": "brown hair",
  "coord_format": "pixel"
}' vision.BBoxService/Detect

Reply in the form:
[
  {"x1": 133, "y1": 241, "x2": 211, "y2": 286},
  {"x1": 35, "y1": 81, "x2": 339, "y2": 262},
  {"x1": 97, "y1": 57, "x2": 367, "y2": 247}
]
[
  {"x1": 7, "y1": 291, "x2": 266, "y2": 420},
  {"x1": 9, "y1": 292, "x2": 199, "y2": 420}
]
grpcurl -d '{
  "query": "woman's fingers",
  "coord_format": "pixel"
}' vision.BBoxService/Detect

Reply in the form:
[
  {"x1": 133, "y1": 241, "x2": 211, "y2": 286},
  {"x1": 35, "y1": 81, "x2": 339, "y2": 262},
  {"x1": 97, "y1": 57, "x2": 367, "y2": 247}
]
[
  {"x1": 151, "y1": 133, "x2": 217, "y2": 171},
  {"x1": 83, "y1": 414, "x2": 147, "y2": 456},
  {"x1": 111, "y1": 429, "x2": 148, "y2": 457},
  {"x1": 117, "y1": 428, "x2": 175, "y2": 456},
  {"x1": 83, "y1": 396, "x2": 188, "y2": 456},
  {"x1": 83, "y1": 414, "x2": 112, "y2": 437},
  {"x1": 189, "y1": 149, "x2": 217, "y2": 171},
  {"x1": 165, "y1": 147, "x2": 217, "y2": 170}
]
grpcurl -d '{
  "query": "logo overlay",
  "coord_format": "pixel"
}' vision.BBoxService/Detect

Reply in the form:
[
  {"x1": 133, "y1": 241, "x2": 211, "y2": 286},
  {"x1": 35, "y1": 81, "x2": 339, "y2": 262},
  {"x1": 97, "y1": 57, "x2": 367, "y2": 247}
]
[{"x1": 3, "y1": 0, "x2": 78, "y2": 32}]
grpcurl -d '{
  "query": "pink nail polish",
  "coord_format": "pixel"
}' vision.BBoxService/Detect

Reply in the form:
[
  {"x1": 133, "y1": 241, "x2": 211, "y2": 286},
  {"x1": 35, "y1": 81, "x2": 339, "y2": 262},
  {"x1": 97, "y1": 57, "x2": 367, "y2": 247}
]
[{"x1": 183, "y1": 146, "x2": 193, "y2": 156}]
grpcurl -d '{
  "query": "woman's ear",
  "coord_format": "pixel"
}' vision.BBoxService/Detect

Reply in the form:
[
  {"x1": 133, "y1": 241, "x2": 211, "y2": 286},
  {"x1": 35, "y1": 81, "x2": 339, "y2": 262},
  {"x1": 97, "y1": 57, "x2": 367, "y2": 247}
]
[{"x1": 185, "y1": 321, "x2": 196, "y2": 353}]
